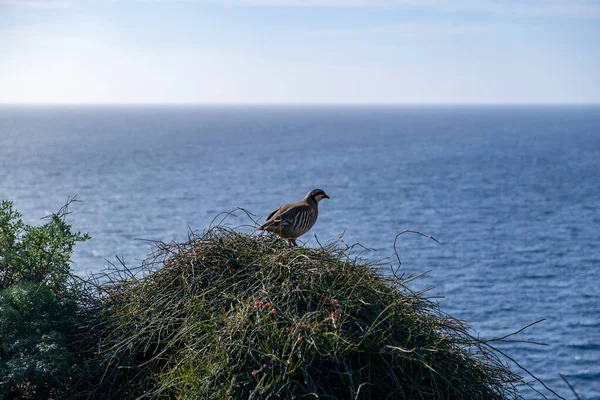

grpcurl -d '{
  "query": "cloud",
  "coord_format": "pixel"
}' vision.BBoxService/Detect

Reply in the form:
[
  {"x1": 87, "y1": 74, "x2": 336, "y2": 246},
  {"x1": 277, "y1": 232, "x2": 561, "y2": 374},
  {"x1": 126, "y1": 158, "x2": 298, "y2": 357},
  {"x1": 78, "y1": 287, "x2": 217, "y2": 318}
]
[
  {"x1": 5, "y1": 0, "x2": 599, "y2": 18},
  {"x1": 0, "y1": 0, "x2": 71, "y2": 7},
  {"x1": 140, "y1": 0, "x2": 600, "y2": 19}
]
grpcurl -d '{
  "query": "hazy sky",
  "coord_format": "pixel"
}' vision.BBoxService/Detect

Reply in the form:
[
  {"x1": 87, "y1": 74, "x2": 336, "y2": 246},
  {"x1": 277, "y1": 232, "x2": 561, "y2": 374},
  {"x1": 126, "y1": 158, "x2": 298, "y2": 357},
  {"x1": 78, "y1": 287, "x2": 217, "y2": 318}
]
[{"x1": 1, "y1": 0, "x2": 599, "y2": 104}]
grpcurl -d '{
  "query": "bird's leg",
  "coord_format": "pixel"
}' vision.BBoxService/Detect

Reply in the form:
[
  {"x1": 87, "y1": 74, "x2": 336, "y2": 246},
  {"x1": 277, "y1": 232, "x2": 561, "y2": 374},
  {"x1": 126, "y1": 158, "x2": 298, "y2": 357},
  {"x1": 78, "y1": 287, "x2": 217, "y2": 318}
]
[
  {"x1": 287, "y1": 239, "x2": 295, "y2": 247},
  {"x1": 292, "y1": 239, "x2": 299, "y2": 247}
]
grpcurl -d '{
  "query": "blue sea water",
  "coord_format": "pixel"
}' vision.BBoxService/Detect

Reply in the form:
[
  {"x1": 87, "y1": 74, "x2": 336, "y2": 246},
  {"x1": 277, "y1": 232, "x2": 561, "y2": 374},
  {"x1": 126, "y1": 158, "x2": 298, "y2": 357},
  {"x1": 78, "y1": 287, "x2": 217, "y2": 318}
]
[{"x1": 1, "y1": 105, "x2": 599, "y2": 399}]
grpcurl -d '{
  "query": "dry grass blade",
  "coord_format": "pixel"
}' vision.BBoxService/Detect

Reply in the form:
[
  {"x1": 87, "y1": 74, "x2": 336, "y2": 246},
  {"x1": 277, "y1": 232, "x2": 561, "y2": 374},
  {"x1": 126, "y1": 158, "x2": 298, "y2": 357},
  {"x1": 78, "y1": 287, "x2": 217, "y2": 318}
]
[{"x1": 559, "y1": 373, "x2": 581, "y2": 400}]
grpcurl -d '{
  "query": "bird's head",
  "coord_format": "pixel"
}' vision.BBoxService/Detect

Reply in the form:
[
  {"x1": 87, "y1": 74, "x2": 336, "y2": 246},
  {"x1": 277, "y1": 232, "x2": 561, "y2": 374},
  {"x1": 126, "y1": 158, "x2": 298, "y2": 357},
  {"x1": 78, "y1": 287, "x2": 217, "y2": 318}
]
[{"x1": 307, "y1": 188, "x2": 330, "y2": 203}]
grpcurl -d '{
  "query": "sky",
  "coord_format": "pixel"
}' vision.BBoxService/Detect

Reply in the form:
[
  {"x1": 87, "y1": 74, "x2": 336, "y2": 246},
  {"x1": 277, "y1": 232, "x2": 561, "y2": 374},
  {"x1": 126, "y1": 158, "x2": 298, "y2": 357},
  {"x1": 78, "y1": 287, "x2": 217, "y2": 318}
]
[{"x1": 0, "y1": 0, "x2": 599, "y2": 104}]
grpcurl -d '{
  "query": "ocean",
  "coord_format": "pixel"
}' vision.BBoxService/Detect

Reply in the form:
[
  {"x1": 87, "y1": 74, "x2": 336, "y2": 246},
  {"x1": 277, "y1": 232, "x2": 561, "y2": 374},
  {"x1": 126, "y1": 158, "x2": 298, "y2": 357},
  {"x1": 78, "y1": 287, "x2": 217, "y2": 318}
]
[{"x1": 1, "y1": 105, "x2": 599, "y2": 399}]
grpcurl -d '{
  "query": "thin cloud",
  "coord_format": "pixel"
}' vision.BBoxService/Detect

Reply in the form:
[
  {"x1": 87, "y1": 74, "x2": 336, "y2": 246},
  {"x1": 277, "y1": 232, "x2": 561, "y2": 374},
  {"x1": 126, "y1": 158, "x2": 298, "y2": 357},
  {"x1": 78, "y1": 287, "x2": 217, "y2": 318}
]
[
  {"x1": 5, "y1": 0, "x2": 600, "y2": 18},
  {"x1": 140, "y1": 0, "x2": 600, "y2": 19},
  {"x1": 0, "y1": 0, "x2": 71, "y2": 7}
]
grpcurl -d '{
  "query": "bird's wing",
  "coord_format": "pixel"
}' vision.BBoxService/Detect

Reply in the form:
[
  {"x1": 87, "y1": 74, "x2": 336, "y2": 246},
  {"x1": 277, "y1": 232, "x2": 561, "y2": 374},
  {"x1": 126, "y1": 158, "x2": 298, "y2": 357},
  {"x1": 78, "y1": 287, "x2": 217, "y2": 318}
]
[
  {"x1": 261, "y1": 202, "x2": 311, "y2": 228},
  {"x1": 273, "y1": 203, "x2": 311, "y2": 223},
  {"x1": 266, "y1": 203, "x2": 294, "y2": 222},
  {"x1": 266, "y1": 207, "x2": 281, "y2": 222}
]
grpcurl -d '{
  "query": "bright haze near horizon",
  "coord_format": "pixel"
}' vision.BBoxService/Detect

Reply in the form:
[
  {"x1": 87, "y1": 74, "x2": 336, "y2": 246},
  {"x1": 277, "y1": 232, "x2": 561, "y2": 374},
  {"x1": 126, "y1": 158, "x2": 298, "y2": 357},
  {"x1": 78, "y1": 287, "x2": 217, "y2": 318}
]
[{"x1": 1, "y1": 0, "x2": 599, "y2": 105}]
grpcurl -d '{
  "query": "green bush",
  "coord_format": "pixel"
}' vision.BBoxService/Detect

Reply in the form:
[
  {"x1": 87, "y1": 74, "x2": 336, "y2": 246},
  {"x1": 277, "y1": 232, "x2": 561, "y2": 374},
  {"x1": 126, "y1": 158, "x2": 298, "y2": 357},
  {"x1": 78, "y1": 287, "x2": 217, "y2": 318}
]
[
  {"x1": 0, "y1": 199, "x2": 90, "y2": 292},
  {"x1": 0, "y1": 199, "x2": 89, "y2": 399},
  {"x1": 0, "y1": 283, "x2": 78, "y2": 399}
]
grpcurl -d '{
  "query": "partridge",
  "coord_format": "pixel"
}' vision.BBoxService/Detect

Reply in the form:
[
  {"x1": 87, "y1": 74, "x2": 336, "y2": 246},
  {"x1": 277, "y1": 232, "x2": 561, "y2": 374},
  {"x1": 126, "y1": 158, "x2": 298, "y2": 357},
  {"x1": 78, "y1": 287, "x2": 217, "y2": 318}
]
[{"x1": 258, "y1": 189, "x2": 330, "y2": 246}]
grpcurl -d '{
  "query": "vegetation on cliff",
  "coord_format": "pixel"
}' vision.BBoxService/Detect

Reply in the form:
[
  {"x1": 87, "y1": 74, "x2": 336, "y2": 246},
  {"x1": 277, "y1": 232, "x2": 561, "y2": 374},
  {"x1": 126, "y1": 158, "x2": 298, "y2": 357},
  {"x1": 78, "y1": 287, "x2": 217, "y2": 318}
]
[{"x1": 0, "y1": 202, "x2": 562, "y2": 399}]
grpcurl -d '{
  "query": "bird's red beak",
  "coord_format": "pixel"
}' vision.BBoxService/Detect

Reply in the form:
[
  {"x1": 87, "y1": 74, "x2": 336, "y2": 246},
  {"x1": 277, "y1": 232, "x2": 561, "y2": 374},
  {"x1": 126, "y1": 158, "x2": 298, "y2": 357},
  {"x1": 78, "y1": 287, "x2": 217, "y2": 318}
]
[{"x1": 323, "y1": 193, "x2": 330, "y2": 199}]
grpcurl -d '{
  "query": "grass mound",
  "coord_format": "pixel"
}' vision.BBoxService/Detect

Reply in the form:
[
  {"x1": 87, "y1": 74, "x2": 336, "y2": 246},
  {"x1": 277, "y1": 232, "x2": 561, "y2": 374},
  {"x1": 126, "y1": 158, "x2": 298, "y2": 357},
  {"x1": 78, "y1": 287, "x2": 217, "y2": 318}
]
[{"x1": 72, "y1": 225, "x2": 527, "y2": 399}]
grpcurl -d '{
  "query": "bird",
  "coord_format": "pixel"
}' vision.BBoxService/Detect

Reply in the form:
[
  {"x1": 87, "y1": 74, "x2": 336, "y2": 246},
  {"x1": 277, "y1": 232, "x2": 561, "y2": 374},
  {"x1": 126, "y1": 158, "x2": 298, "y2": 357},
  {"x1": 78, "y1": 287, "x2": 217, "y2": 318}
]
[{"x1": 257, "y1": 189, "x2": 330, "y2": 247}]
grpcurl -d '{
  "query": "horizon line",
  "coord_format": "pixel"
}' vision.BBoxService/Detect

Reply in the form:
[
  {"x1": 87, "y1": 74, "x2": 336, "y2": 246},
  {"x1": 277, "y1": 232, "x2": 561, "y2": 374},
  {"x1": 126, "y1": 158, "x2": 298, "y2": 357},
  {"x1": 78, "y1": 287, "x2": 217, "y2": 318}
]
[{"x1": 1, "y1": 102, "x2": 599, "y2": 107}]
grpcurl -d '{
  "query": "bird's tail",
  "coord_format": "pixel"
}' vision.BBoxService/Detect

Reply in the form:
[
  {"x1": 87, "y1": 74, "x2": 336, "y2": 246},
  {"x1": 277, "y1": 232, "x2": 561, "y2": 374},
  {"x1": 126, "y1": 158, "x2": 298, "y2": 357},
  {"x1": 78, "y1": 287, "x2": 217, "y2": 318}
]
[
  {"x1": 253, "y1": 222, "x2": 268, "y2": 233},
  {"x1": 255, "y1": 220, "x2": 282, "y2": 233}
]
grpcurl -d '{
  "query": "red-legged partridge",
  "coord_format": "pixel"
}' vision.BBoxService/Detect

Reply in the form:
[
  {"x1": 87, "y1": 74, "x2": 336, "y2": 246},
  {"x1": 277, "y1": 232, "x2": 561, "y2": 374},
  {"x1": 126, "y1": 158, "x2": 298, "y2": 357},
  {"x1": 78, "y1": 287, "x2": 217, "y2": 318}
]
[{"x1": 258, "y1": 189, "x2": 330, "y2": 247}]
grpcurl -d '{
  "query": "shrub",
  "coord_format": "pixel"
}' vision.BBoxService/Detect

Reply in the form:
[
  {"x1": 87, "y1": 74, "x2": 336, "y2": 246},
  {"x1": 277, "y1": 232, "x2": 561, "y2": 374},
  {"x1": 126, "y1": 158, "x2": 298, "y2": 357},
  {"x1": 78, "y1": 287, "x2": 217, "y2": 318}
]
[
  {"x1": 0, "y1": 199, "x2": 89, "y2": 399},
  {"x1": 0, "y1": 199, "x2": 90, "y2": 293},
  {"x1": 0, "y1": 283, "x2": 78, "y2": 399},
  {"x1": 72, "y1": 224, "x2": 533, "y2": 400}
]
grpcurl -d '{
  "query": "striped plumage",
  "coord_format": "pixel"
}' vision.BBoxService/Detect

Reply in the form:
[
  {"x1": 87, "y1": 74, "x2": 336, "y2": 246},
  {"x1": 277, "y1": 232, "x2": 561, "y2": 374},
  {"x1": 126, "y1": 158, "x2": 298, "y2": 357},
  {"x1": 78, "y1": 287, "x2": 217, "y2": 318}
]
[{"x1": 258, "y1": 189, "x2": 330, "y2": 247}]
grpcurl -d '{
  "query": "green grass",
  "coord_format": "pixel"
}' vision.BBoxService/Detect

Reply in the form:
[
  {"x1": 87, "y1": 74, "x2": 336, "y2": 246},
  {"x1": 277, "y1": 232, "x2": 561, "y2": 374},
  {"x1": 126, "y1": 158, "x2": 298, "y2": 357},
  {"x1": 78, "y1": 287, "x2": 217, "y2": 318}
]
[{"x1": 69, "y1": 223, "x2": 535, "y2": 400}]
